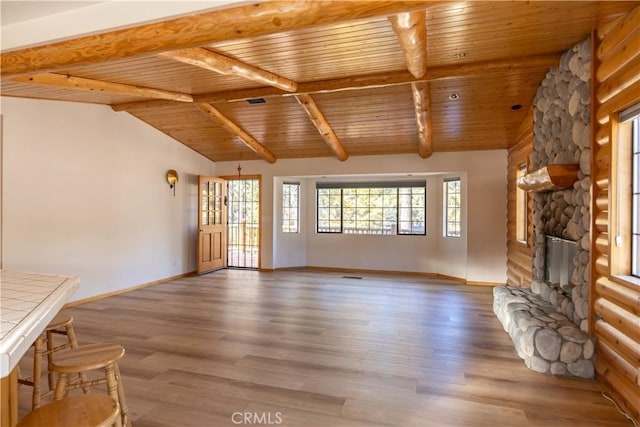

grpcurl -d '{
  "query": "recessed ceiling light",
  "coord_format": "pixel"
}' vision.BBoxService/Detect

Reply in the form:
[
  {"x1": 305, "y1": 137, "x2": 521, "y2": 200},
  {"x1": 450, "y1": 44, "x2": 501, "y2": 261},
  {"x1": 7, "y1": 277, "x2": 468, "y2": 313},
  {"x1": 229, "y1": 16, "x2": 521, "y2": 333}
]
[
  {"x1": 511, "y1": 104, "x2": 523, "y2": 111},
  {"x1": 448, "y1": 93, "x2": 460, "y2": 100}
]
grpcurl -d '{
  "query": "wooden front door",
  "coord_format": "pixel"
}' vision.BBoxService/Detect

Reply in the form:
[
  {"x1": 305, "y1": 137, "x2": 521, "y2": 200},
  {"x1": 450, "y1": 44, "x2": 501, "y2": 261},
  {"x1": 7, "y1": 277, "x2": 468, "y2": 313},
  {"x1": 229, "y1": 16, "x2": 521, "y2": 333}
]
[{"x1": 198, "y1": 176, "x2": 227, "y2": 274}]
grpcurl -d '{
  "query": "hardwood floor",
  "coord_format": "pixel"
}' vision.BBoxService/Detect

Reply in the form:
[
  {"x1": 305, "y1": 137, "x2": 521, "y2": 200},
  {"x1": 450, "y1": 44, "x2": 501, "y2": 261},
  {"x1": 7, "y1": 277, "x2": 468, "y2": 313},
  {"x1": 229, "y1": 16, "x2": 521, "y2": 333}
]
[{"x1": 18, "y1": 269, "x2": 634, "y2": 426}]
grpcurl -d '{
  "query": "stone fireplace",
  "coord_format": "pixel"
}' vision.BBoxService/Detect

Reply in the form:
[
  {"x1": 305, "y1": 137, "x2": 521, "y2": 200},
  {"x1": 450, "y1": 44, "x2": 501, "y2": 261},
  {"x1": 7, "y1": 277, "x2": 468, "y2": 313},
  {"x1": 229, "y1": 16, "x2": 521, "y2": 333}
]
[
  {"x1": 529, "y1": 37, "x2": 592, "y2": 333},
  {"x1": 493, "y1": 37, "x2": 595, "y2": 378}
]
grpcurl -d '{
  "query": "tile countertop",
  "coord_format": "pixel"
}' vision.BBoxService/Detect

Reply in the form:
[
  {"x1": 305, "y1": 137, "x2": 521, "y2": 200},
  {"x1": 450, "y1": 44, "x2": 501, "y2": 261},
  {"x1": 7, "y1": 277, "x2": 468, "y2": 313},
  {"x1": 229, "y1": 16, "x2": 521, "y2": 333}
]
[{"x1": 0, "y1": 271, "x2": 79, "y2": 377}]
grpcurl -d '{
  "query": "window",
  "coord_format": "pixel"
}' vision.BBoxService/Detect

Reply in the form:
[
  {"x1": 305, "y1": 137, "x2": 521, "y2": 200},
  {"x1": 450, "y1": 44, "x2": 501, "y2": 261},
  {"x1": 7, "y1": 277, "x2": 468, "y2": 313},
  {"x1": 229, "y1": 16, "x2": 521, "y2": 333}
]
[
  {"x1": 516, "y1": 163, "x2": 528, "y2": 243},
  {"x1": 613, "y1": 104, "x2": 640, "y2": 279},
  {"x1": 282, "y1": 182, "x2": 300, "y2": 233},
  {"x1": 316, "y1": 181, "x2": 426, "y2": 235},
  {"x1": 444, "y1": 178, "x2": 461, "y2": 237}
]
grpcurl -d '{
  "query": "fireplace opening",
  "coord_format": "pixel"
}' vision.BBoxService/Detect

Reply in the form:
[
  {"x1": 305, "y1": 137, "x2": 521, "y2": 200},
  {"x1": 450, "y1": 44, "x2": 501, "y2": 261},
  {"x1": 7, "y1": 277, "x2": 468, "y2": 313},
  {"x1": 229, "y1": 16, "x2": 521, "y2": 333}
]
[{"x1": 545, "y1": 235, "x2": 578, "y2": 292}]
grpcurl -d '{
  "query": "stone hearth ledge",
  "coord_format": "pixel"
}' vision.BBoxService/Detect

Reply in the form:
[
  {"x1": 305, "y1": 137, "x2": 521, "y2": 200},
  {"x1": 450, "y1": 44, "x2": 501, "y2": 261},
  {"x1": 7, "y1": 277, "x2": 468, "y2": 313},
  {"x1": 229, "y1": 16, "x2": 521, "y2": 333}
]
[{"x1": 493, "y1": 285, "x2": 595, "y2": 378}]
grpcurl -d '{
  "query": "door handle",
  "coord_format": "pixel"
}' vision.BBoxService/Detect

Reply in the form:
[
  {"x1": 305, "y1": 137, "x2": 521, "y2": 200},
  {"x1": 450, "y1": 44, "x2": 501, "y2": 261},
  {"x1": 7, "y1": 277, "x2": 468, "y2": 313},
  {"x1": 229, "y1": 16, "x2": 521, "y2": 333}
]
[{"x1": 199, "y1": 229, "x2": 204, "y2": 232}]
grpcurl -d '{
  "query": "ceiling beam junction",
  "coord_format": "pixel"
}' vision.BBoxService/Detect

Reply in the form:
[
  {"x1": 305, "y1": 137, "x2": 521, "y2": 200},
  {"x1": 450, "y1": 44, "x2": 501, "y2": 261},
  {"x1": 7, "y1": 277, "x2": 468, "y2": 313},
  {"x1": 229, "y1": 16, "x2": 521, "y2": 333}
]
[
  {"x1": 194, "y1": 102, "x2": 277, "y2": 164},
  {"x1": 159, "y1": 48, "x2": 298, "y2": 92}
]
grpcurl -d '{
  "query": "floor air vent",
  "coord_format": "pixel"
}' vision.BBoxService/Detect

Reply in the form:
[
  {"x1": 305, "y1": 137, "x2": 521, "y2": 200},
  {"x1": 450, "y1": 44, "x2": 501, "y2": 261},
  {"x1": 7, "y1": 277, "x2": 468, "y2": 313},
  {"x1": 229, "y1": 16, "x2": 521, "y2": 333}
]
[{"x1": 342, "y1": 275, "x2": 363, "y2": 279}]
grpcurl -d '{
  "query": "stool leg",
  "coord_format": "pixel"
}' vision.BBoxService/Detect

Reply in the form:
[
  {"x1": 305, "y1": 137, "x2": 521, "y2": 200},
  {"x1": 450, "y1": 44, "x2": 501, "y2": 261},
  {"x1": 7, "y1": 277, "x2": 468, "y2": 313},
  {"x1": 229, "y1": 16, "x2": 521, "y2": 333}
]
[
  {"x1": 54, "y1": 373, "x2": 69, "y2": 401},
  {"x1": 31, "y1": 336, "x2": 44, "y2": 409},
  {"x1": 113, "y1": 401, "x2": 123, "y2": 427},
  {"x1": 45, "y1": 330, "x2": 55, "y2": 391},
  {"x1": 105, "y1": 364, "x2": 124, "y2": 427},
  {"x1": 114, "y1": 364, "x2": 130, "y2": 427},
  {"x1": 64, "y1": 323, "x2": 91, "y2": 392},
  {"x1": 65, "y1": 323, "x2": 79, "y2": 348}
]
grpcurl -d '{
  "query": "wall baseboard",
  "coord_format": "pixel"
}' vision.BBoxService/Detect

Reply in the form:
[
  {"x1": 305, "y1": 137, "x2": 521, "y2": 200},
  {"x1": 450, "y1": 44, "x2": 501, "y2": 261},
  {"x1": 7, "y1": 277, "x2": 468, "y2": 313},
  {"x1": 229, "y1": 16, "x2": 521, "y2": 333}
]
[{"x1": 64, "y1": 271, "x2": 196, "y2": 308}]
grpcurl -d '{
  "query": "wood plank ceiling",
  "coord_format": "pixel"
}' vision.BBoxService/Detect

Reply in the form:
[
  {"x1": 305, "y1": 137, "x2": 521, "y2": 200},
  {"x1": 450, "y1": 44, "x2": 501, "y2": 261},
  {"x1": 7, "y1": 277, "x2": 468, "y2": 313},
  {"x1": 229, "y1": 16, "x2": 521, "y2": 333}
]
[{"x1": 1, "y1": 1, "x2": 636, "y2": 163}]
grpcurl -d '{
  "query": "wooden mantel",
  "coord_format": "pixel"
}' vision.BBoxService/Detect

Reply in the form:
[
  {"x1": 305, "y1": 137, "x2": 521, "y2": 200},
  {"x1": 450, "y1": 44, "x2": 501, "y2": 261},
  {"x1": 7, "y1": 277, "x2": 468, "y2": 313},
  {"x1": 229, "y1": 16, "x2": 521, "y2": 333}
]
[{"x1": 516, "y1": 164, "x2": 580, "y2": 192}]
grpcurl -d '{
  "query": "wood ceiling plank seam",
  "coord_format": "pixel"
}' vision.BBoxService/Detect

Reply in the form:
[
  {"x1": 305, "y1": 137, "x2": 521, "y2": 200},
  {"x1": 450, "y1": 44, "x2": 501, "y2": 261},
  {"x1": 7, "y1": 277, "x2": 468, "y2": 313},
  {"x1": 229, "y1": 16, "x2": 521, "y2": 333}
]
[
  {"x1": 236, "y1": 47, "x2": 406, "y2": 69},
  {"x1": 206, "y1": 18, "x2": 393, "y2": 50},
  {"x1": 246, "y1": 50, "x2": 405, "y2": 71},
  {"x1": 426, "y1": 2, "x2": 630, "y2": 24},
  {"x1": 209, "y1": 30, "x2": 402, "y2": 56},
  {"x1": 315, "y1": 85, "x2": 414, "y2": 99}
]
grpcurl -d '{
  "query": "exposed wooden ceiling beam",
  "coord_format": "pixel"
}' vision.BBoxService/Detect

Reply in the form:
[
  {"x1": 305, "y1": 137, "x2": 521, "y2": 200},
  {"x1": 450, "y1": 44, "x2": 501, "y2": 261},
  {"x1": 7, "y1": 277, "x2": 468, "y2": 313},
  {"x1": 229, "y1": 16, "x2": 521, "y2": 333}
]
[
  {"x1": 194, "y1": 102, "x2": 277, "y2": 163},
  {"x1": 389, "y1": 11, "x2": 427, "y2": 78},
  {"x1": 295, "y1": 94, "x2": 348, "y2": 161},
  {"x1": 112, "y1": 54, "x2": 559, "y2": 112},
  {"x1": 196, "y1": 53, "x2": 559, "y2": 102},
  {"x1": 159, "y1": 48, "x2": 297, "y2": 92},
  {"x1": 12, "y1": 72, "x2": 193, "y2": 102},
  {"x1": 411, "y1": 82, "x2": 432, "y2": 158},
  {"x1": 1, "y1": 1, "x2": 438, "y2": 77}
]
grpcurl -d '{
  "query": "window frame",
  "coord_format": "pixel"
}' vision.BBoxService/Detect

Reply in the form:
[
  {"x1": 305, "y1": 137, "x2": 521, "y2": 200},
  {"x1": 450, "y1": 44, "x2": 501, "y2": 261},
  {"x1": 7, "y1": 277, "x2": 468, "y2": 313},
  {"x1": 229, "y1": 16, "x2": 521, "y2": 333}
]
[
  {"x1": 633, "y1": 116, "x2": 639, "y2": 277},
  {"x1": 443, "y1": 177, "x2": 461, "y2": 238},
  {"x1": 611, "y1": 103, "x2": 640, "y2": 283},
  {"x1": 315, "y1": 181, "x2": 426, "y2": 236},
  {"x1": 282, "y1": 181, "x2": 300, "y2": 234}
]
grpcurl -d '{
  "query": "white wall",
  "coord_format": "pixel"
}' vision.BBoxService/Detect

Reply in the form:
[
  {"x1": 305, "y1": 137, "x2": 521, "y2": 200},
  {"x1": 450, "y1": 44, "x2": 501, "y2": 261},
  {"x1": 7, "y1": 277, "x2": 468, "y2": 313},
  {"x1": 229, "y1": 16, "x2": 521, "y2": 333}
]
[
  {"x1": 272, "y1": 177, "x2": 308, "y2": 268},
  {"x1": 0, "y1": 97, "x2": 215, "y2": 301},
  {"x1": 300, "y1": 174, "x2": 466, "y2": 277},
  {"x1": 215, "y1": 150, "x2": 507, "y2": 284}
]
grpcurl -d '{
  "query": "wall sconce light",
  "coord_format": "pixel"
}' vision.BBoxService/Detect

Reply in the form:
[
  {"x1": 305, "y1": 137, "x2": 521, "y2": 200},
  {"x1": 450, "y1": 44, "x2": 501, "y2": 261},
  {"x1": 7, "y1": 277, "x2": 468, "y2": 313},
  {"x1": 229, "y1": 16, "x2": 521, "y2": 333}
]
[{"x1": 166, "y1": 169, "x2": 178, "y2": 196}]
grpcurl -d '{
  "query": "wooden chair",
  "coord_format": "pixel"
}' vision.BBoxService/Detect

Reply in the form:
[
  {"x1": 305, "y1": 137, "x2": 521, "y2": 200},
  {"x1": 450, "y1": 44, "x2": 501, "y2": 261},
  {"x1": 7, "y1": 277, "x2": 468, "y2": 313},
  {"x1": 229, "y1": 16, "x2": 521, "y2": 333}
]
[
  {"x1": 17, "y1": 394, "x2": 120, "y2": 427},
  {"x1": 18, "y1": 312, "x2": 81, "y2": 409},
  {"x1": 50, "y1": 343, "x2": 130, "y2": 427}
]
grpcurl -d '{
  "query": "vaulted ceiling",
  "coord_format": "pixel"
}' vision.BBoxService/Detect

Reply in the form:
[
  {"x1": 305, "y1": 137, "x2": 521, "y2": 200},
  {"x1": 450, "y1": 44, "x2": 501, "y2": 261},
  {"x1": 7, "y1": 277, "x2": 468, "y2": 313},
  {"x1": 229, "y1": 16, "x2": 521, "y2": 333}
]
[{"x1": 1, "y1": 1, "x2": 635, "y2": 163}]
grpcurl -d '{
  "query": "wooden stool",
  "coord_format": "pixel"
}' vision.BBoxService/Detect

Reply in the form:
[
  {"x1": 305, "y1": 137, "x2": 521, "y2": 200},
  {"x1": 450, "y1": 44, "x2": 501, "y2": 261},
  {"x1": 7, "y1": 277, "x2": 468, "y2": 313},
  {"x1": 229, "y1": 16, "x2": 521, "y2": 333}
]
[
  {"x1": 50, "y1": 343, "x2": 130, "y2": 427},
  {"x1": 17, "y1": 394, "x2": 120, "y2": 427},
  {"x1": 18, "y1": 312, "x2": 80, "y2": 409}
]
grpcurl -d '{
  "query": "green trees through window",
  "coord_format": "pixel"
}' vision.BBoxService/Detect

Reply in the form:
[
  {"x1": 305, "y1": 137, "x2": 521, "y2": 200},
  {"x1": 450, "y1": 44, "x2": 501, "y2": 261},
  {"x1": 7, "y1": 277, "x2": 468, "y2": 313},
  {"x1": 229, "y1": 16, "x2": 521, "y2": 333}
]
[
  {"x1": 316, "y1": 181, "x2": 426, "y2": 235},
  {"x1": 444, "y1": 178, "x2": 461, "y2": 238},
  {"x1": 282, "y1": 182, "x2": 300, "y2": 233}
]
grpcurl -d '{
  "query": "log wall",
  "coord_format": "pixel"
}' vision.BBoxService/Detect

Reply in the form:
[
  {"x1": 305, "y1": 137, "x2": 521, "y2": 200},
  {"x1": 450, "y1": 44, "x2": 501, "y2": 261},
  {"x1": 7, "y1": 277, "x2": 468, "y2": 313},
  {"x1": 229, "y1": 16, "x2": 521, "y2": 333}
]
[
  {"x1": 592, "y1": 5, "x2": 640, "y2": 421},
  {"x1": 506, "y1": 110, "x2": 534, "y2": 287}
]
